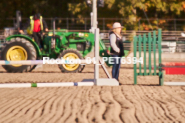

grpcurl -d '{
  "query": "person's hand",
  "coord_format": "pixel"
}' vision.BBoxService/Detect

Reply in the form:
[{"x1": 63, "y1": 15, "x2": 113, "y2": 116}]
[
  {"x1": 19, "y1": 30, "x2": 24, "y2": 34},
  {"x1": 45, "y1": 28, "x2": 48, "y2": 32}
]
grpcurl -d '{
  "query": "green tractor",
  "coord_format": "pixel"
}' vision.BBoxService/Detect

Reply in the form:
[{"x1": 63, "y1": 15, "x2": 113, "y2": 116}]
[{"x1": 0, "y1": 12, "x2": 130, "y2": 73}]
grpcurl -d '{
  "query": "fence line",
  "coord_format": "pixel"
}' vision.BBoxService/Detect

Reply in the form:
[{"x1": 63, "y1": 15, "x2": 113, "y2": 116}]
[{"x1": 1, "y1": 18, "x2": 185, "y2": 31}]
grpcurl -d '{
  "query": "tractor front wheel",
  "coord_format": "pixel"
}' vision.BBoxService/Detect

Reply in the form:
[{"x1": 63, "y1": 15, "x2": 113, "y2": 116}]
[{"x1": 58, "y1": 49, "x2": 85, "y2": 73}]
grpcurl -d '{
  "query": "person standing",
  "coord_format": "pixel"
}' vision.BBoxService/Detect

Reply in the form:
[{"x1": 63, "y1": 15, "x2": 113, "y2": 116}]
[
  {"x1": 109, "y1": 22, "x2": 125, "y2": 81},
  {"x1": 19, "y1": 13, "x2": 48, "y2": 49}
]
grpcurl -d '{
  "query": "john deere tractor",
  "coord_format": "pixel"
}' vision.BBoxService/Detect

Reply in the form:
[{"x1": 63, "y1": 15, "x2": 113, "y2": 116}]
[{"x1": 0, "y1": 12, "x2": 130, "y2": 73}]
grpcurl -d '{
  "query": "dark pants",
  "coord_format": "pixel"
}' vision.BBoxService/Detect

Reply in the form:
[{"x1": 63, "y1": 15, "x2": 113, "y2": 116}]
[
  {"x1": 111, "y1": 55, "x2": 121, "y2": 80},
  {"x1": 33, "y1": 32, "x2": 43, "y2": 48}
]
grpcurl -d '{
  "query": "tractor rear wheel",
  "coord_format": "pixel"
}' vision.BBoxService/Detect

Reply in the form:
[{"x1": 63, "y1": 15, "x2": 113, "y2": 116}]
[
  {"x1": 0, "y1": 37, "x2": 37, "y2": 72},
  {"x1": 58, "y1": 49, "x2": 85, "y2": 73}
]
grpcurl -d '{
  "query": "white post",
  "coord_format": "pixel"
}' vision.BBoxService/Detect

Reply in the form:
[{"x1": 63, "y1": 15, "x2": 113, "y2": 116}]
[
  {"x1": 93, "y1": 0, "x2": 99, "y2": 85},
  {"x1": 90, "y1": 12, "x2": 93, "y2": 32},
  {"x1": 94, "y1": 28, "x2": 99, "y2": 84},
  {"x1": 92, "y1": 0, "x2": 97, "y2": 33},
  {"x1": 93, "y1": 0, "x2": 97, "y2": 28}
]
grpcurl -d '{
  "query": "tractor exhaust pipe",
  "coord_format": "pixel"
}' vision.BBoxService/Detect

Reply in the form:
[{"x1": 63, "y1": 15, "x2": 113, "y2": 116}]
[
  {"x1": 53, "y1": 18, "x2": 55, "y2": 38},
  {"x1": 16, "y1": 10, "x2": 21, "y2": 31},
  {"x1": 51, "y1": 18, "x2": 56, "y2": 49}
]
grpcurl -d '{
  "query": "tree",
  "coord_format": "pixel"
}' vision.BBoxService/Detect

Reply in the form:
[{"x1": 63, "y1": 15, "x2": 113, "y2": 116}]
[
  {"x1": 0, "y1": 0, "x2": 185, "y2": 30},
  {"x1": 68, "y1": 0, "x2": 185, "y2": 30}
]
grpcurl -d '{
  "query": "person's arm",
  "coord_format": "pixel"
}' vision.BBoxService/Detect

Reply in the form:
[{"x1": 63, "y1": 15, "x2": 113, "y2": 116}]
[
  {"x1": 110, "y1": 34, "x2": 120, "y2": 53},
  {"x1": 42, "y1": 18, "x2": 48, "y2": 31}
]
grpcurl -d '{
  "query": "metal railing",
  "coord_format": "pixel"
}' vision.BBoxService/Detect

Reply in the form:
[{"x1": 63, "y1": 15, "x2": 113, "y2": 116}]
[{"x1": 1, "y1": 18, "x2": 185, "y2": 31}]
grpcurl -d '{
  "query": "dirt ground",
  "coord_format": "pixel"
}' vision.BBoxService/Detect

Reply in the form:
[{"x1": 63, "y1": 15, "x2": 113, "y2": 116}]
[{"x1": 0, "y1": 64, "x2": 185, "y2": 123}]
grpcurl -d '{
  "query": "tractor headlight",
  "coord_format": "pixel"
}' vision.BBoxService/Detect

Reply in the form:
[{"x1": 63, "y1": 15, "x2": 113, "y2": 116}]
[{"x1": 78, "y1": 33, "x2": 84, "y2": 37}]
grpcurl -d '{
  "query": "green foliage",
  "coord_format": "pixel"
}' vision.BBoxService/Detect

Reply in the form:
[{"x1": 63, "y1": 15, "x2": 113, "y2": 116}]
[{"x1": 67, "y1": 0, "x2": 185, "y2": 30}]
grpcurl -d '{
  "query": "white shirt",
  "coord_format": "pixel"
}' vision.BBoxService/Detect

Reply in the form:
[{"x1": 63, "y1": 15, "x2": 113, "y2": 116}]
[{"x1": 109, "y1": 33, "x2": 121, "y2": 53}]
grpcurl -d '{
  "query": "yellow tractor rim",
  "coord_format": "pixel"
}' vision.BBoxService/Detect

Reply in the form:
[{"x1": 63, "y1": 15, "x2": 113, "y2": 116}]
[
  {"x1": 62, "y1": 53, "x2": 80, "y2": 71},
  {"x1": 6, "y1": 46, "x2": 28, "y2": 67}
]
